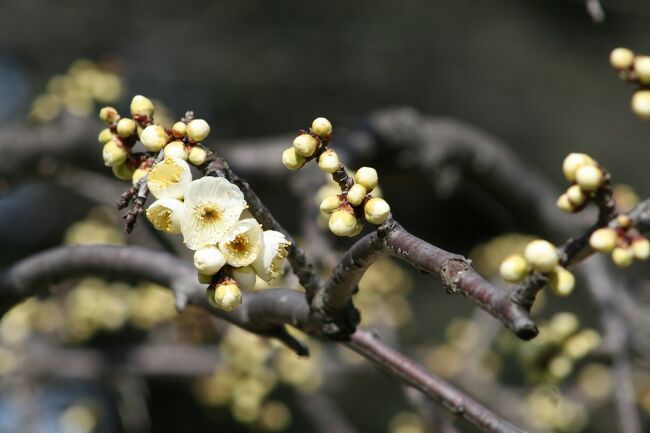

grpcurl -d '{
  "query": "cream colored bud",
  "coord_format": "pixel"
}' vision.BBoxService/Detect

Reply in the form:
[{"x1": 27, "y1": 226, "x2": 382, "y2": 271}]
[
  {"x1": 116, "y1": 118, "x2": 137, "y2": 138},
  {"x1": 589, "y1": 228, "x2": 618, "y2": 253},
  {"x1": 612, "y1": 247, "x2": 634, "y2": 268},
  {"x1": 172, "y1": 121, "x2": 187, "y2": 139},
  {"x1": 631, "y1": 237, "x2": 650, "y2": 260},
  {"x1": 556, "y1": 194, "x2": 575, "y2": 213},
  {"x1": 524, "y1": 240, "x2": 559, "y2": 273},
  {"x1": 548, "y1": 267, "x2": 575, "y2": 296},
  {"x1": 328, "y1": 210, "x2": 357, "y2": 236},
  {"x1": 186, "y1": 119, "x2": 210, "y2": 143},
  {"x1": 575, "y1": 165, "x2": 604, "y2": 192},
  {"x1": 99, "y1": 106, "x2": 120, "y2": 124},
  {"x1": 111, "y1": 163, "x2": 135, "y2": 181},
  {"x1": 562, "y1": 153, "x2": 594, "y2": 182},
  {"x1": 198, "y1": 272, "x2": 213, "y2": 284},
  {"x1": 567, "y1": 184, "x2": 587, "y2": 206},
  {"x1": 188, "y1": 145, "x2": 208, "y2": 166},
  {"x1": 210, "y1": 280, "x2": 242, "y2": 311},
  {"x1": 318, "y1": 149, "x2": 339, "y2": 173},
  {"x1": 282, "y1": 147, "x2": 305, "y2": 170},
  {"x1": 231, "y1": 265, "x2": 257, "y2": 291},
  {"x1": 609, "y1": 48, "x2": 635, "y2": 69},
  {"x1": 347, "y1": 184, "x2": 367, "y2": 206},
  {"x1": 634, "y1": 56, "x2": 650, "y2": 84},
  {"x1": 132, "y1": 167, "x2": 150, "y2": 186},
  {"x1": 320, "y1": 195, "x2": 341, "y2": 214},
  {"x1": 364, "y1": 197, "x2": 390, "y2": 224},
  {"x1": 348, "y1": 218, "x2": 364, "y2": 237},
  {"x1": 292, "y1": 134, "x2": 318, "y2": 157},
  {"x1": 194, "y1": 246, "x2": 227, "y2": 275},
  {"x1": 140, "y1": 125, "x2": 169, "y2": 152},
  {"x1": 631, "y1": 90, "x2": 650, "y2": 120},
  {"x1": 355, "y1": 167, "x2": 379, "y2": 191},
  {"x1": 102, "y1": 139, "x2": 128, "y2": 167},
  {"x1": 130, "y1": 95, "x2": 154, "y2": 117},
  {"x1": 311, "y1": 117, "x2": 332, "y2": 138},
  {"x1": 98, "y1": 128, "x2": 114, "y2": 144},
  {"x1": 164, "y1": 140, "x2": 189, "y2": 160},
  {"x1": 499, "y1": 255, "x2": 529, "y2": 283}
]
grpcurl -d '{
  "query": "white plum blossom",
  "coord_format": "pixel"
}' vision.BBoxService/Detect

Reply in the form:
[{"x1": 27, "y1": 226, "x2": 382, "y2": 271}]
[
  {"x1": 147, "y1": 157, "x2": 192, "y2": 200},
  {"x1": 218, "y1": 218, "x2": 263, "y2": 267},
  {"x1": 252, "y1": 230, "x2": 290, "y2": 282},
  {"x1": 145, "y1": 198, "x2": 184, "y2": 234}
]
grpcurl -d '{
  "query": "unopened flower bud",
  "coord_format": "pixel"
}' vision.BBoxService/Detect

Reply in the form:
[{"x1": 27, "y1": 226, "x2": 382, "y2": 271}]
[
  {"x1": 231, "y1": 265, "x2": 257, "y2": 291},
  {"x1": 355, "y1": 167, "x2": 378, "y2": 191},
  {"x1": 116, "y1": 118, "x2": 137, "y2": 138},
  {"x1": 140, "y1": 125, "x2": 169, "y2": 152},
  {"x1": 164, "y1": 140, "x2": 189, "y2": 160},
  {"x1": 329, "y1": 210, "x2": 357, "y2": 236},
  {"x1": 198, "y1": 273, "x2": 213, "y2": 284},
  {"x1": 292, "y1": 134, "x2": 318, "y2": 157},
  {"x1": 98, "y1": 128, "x2": 114, "y2": 144},
  {"x1": 364, "y1": 197, "x2": 390, "y2": 224},
  {"x1": 102, "y1": 139, "x2": 128, "y2": 167},
  {"x1": 562, "y1": 153, "x2": 594, "y2": 182},
  {"x1": 194, "y1": 246, "x2": 227, "y2": 275},
  {"x1": 589, "y1": 228, "x2": 618, "y2": 253},
  {"x1": 311, "y1": 117, "x2": 332, "y2": 138},
  {"x1": 556, "y1": 194, "x2": 574, "y2": 213},
  {"x1": 631, "y1": 237, "x2": 650, "y2": 260},
  {"x1": 612, "y1": 247, "x2": 634, "y2": 268},
  {"x1": 616, "y1": 215, "x2": 631, "y2": 228},
  {"x1": 186, "y1": 119, "x2": 210, "y2": 143},
  {"x1": 112, "y1": 162, "x2": 135, "y2": 181},
  {"x1": 631, "y1": 90, "x2": 650, "y2": 120},
  {"x1": 634, "y1": 56, "x2": 650, "y2": 84},
  {"x1": 318, "y1": 149, "x2": 339, "y2": 173},
  {"x1": 566, "y1": 185, "x2": 587, "y2": 206},
  {"x1": 348, "y1": 218, "x2": 364, "y2": 237},
  {"x1": 209, "y1": 279, "x2": 242, "y2": 311},
  {"x1": 524, "y1": 240, "x2": 559, "y2": 273},
  {"x1": 99, "y1": 106, "x2": 120, "y2": 124},
  {"x1": 320, "y1": 195, "x2": 341, "y2": 214},
  {"x1": 282, "y1": 147, "x2": 305, "y2": 170},
  {"x1": 499, "y1": 254, "x2": 529, "y2": 283},
  {"x1": 132, "y1": 167, "x2": 149, "y2": 186},
  {"x1": 188, "y1": 145, "x2": 208, "y2": 166},
  {"x1": 130, "y1": 95, "x2": 154, "y2": 118},
  {"x1": 172, "y1": 121, "x2": 187, "y2": 139},
  {"x1": 548, "y1": 267, "x2": 575, "y2": 297},
  {"x1": 609, "y1": 47, "x2": 634, "y2": 69},
  {"x1": 347, "y1": 184, "x2": 367, "y2": 206},
  {"x1": 575, "y1": 165, "x2": 603, "y2": 192}
]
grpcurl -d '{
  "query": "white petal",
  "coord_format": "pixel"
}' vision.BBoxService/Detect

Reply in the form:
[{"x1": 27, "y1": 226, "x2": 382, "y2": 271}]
[
  {"x1": 147, "y1": 157, "x2": 192, "y2": 200},
  {"x1": 181, "y1": 177, "x2": 247, "y2": 250},
  {"x1": 193, "y1": 246, "x2": 226, "y2": 275},
  {"x1": 145, "y1": 198, "x2": 184, "y2": 234},
  {"x1": 218, "y1": 218, "x2": 262, "y2": 267},
  {"x1": 230, "y1": 265, "x2": 257, "y2": 291},
  {"x1": 252, "y1": 230, "x2": 290, "y2": 282}
]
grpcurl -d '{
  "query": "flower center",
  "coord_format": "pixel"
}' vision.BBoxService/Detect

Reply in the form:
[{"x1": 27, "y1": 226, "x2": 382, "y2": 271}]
[
  {"x1": 228, "y1": 234, "x2": 249, "y2": 254},
  {"x1": 198, "y1": 205, "x2": 221, "y2": 223}
]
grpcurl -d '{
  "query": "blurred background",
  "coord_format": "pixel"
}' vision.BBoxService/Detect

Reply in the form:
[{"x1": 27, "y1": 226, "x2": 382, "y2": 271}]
[{"x1": 0, "y1": 0, "x2": 649, "y2": 432}]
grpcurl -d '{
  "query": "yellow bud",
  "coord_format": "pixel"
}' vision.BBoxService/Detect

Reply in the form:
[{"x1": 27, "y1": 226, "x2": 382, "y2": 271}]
[
  {"x1": 282, "y1": 147, "x2": 305, "y2": 170},
  {"x1": 567, "y1": 185, "x2": 587, "y2": 206},
  {"x1": 186, "y1": 119, "x2": 210, "y2": 143},
  {"x1": 631, "y1": 238, "x2": 650, "y2": 260},
  {"x1": 292, "y1": 134, "x2": 318, "y2": 157},
  {"x1": 612, "y1": 247, "x2": 634, "y2": 268},
  {"x1": 130, "y1": 95, "x2": 154, "y2": 117},
  {"x1": 188, "y1": 145, "x2": 208, "y2": 166},
  {"x1": 98, "y1": 128, "x2": 114, "y2": 144},
  {"x1": 99, "y1": 106, "x2": 120, "y2": 124},
  {"x1": 609, "y1": 47, "x2": 634, "y2": 69},
  {"x1": 140, "y1": 125, "x2": 169, "y2": 152},
  {"x1": 575, "y1": 165, "x2": 603, "y2": 192},
  {"x1": 634, "y1": 56, "x2": 650, "y2": 84},
  {"x1": 111, "y1": 163, "x2": 135, "y2": 181},
  {"x1": 132, "y1": 167, "x2": 150, "y2": 186},
  {"x1": 116, "y1": 118, "x2": 137, "y2": 138},
  {"x1": 102, "y1": 139, "x2": 128, "y2": 167},
  {"x1": 631, "y1": 90, "x2": 650, "y2": 120},
  {"x1": 348, "y1": 218, "x2": 364, "y2": 237},
  {"x1": 320, "y1": 195, "x2": 341, "y2": 214},
  {"x1": 172, "y1": 121, "x2": 187, "y2": 139},
  {"x1": 524, "y1": 240, "x2": 559, "y2": 273},
  {"x1": 198, "y1": 272, "x2": 213, "y2": 284},
  {"x1": 210, "y1": 281, "x2": 242, "y2": 311},
  {"x1": 347, "y1": 184, "x2": 367, "y2": 206},
  {"x1": 355, "y1": 167, "x2": 379, "y2": 191},
  {"x1": 311, "y1": 117, "x2": 332, "y2": 138},
  {"x1": 194, "y1": 246, "x2": 227, "y2": 275},
  {"x1": 499, "y1": 254, "x2": 529, "y2": 283},
  {"x1": 589, "y1": 228, "x2": 618, "y2": 253},
  {"x1": 556, "y1": 194, "x2": 574, "y2": 213},
  {"x1": 548, "y1": 267, "x2": 575, "y2": 296},
  {"x1": 318, "y1": 149, "x2": 339, "y2": 173},
  {"x1": 364, "y1": 197, "x2": 390, "y2": 225},
  {"x1": 562, "y1": 153, "x2": 594, "y2": 182},
  {"x1": 616, "y1": 215, "x2": 631, "y2": 228},
  {"x1": 164, "y1": 140, "x2": 189, "y2": 160},
  {"x1": 329, "y1": 210, "x2": 357, "y2": 236}
]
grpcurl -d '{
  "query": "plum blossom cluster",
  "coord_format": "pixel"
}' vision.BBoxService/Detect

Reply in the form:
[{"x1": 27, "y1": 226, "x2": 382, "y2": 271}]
[
  {"x1": 555, "y1": 153, "x2": 607, "y2": 214},
  {"x1": 281, "y1": 117, "x2": 391, "y2": 237},
  {"x1": 589, "y1": 220, "x2": 649, "y2": 268},
  {"x1": 98, "y1": 97, "x2": 290, "y2": 311},
  {"x1": 609, "y1": 47, "x2": 650, "y2": 120}
]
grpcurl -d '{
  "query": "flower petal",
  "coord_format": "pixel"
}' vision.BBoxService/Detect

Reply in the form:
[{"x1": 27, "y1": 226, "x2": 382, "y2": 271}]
[
  {"x1": 252, "y1": 230, "x2": 290, "y2": 282},
  {"x1": 145, "y1": 198, "x2": 184, "y2": 234},
  {"x1": 147, "y1": 157, "x2": 192, "y2": 200},
  {"x1": 218, "y1": 218, "x2": 262, "y2": 267}
]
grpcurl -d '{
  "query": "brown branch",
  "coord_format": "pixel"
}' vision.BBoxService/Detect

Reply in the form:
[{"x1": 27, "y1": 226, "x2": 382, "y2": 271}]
[{"x1": 121, "y1": 151, "x2": 164, "y2": 233}]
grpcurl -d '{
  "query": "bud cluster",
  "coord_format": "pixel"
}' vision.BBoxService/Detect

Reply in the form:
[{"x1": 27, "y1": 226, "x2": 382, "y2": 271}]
[
  {"x1": 556, "y1": 153, "x2": 607, "y2": 213},
  {"x1": 282, "y1": 117, "x2": 391, "y2": 237},
  {"x1": 589, "y1": 217, "x2": 649, "y2": 268},
  {"x1": 609, "y1": 47, "x2": 650, "y2": 120}
]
